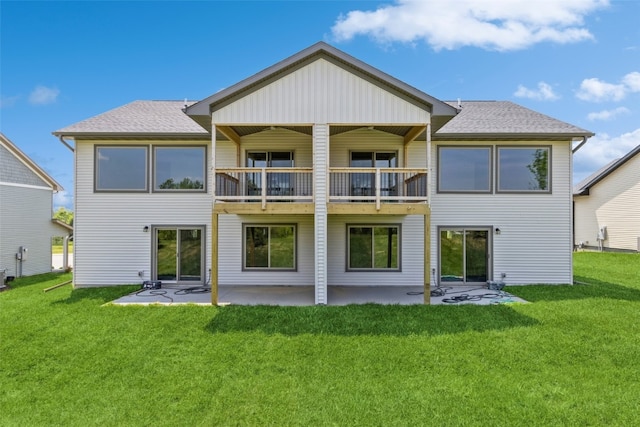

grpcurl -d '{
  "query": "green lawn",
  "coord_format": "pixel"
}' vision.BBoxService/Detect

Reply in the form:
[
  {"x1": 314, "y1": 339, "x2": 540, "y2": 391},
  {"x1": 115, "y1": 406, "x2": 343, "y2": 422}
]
[
  {"x1": 52, "y1": 242, "x2": 73, "y2": 254},
  {"x1": 1, "y1": 252, "x2": 639, "y2": 426}
]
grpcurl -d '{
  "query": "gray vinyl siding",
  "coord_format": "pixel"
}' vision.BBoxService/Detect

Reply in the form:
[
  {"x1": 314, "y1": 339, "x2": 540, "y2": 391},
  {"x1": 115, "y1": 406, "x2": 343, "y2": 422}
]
[
  {"x1": 73, "y1": 140, "x2": 212, "y2": 287},
  {"x1": 212, "y1": 59, "x2": 429, "y2": 125},
  {"x1": 574, "y1": 154, "x2": 640, "y2": 251},
  {"x1": 0, "y1": 184, "x2": 60, "y2": 277},
  {"x1": 431, "y1": 140, "x2": 573, "y2": 284},
  {"x1": 217, "y1": 214, "x2": 315, "y2": 286},
  {"x1": 327, "y1": 215, "x2": 425, "y2": 286},
  {"x1": 0, "y1": 144, "x2": 49, "y2": 187}
]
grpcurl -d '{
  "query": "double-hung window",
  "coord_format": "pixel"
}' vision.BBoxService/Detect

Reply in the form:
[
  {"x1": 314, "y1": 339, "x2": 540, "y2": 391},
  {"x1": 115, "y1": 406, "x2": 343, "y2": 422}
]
[
  {"x1": 95, "y1": 146, "x2": 148, "y2": 192},
  {"x1": 497, "y1": 147, "x2": 550, "y2": 192},
  {"x1": 348, "y1": 225, "x2": 400, "y2": 271},
  {"x1": 244, "y1": 224, "x2": 296, "y2": 270},
  {"x1": 438, "y1": 147, "x2": 492, "y2": 193}
]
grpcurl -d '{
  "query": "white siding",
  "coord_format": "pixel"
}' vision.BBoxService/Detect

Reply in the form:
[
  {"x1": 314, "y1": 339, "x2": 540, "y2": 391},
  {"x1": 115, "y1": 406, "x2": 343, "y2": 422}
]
[
  {"x1": 431, "y1": 140, "x2": 573, "y2": 284},
  {"x1": 574, "y1": 154, "x2": 640, "y2": 251},
  {"x1": 241, "y1": 128, "x2": 313, "y2": 167},
  {"x1": 212, "y1": 59, "x2": 429, "y2": 125},
  {"x1": 73, "y1": 140, "x2": 212, "y2": 287},
  {"x1": 330, "y1": 129, "x2": 406, "y2": 167},
  {"x1": 327, "y1": 215, "x2": 425, "y2": 286},
  {"x1": 0, "y1": 184, "x2": 60, "y2": 277},
  {"x1": 215, "y1": 140, "x2": 237, "y2": 167},
  {"x1": 217, "y1": 214, "x2": 315, "y2": 286}
]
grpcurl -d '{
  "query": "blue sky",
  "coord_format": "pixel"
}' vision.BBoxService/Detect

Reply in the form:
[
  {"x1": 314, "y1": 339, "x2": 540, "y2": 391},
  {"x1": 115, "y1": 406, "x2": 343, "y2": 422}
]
[{"x1": 2, "y1": 0, "x2": 639, "y2": 209}]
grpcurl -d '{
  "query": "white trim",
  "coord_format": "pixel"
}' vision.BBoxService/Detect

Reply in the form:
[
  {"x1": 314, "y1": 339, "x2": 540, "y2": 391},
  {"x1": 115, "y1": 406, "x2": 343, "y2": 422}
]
[{"x1": 0, "y1": 181, "x2": 54, "y2": 191}]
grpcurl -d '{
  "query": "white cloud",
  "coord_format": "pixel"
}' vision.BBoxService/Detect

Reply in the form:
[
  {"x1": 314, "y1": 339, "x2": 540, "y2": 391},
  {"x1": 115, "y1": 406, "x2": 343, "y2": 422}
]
[
  {"x1": 573, "y1": 128, "x2": 640, "y2": 183},
  {"x1": 331, "y1": 0, "x2": 608, "y2": 51},
  {"x1": 576, "y1": 71, "x2": 640, "y2": 102},
  {"x1": 54, "y1": 190, "x2": 73, "y2": 210},
  {"x1": 587, "y1": 107, "x2": 630, "y2": 121},
  {"x1": 514, "y1": 82, "x2": 559, "y2": 100},
  {"x1": 29, "y1": 85, "x2": 60, "y2": 105},
  {"x1": 622, "y1": 71, "x2": 640, "y2": 92}
]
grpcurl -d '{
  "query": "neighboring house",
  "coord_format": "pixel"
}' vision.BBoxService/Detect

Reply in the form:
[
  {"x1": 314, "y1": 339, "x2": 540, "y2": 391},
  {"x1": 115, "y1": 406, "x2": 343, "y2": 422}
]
[
  {"x1": 0, "y1": 133, "x2": 72, "y2": 279},
  {"x1": 574, "y1": 144, "x2": 640, "y2": 252},
  {"x1": 53, "y1": 42, "x2": 593, "y2": 304}
]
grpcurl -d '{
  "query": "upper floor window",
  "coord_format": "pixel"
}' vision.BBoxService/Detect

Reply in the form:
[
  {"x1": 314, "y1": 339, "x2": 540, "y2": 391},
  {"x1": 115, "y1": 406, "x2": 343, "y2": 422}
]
[
  {"x1": 497, "y1": 147, "x2": 550, "y2": 192},
  {"x1": 154, "y1": 146, "x2": 206, "y2": 192},
  {"x1": 438, "y1": 147, "x2": 491, "y2": 193},
  {"x1": 95, "y1": 146, "x2": 148, "y2": 192}
]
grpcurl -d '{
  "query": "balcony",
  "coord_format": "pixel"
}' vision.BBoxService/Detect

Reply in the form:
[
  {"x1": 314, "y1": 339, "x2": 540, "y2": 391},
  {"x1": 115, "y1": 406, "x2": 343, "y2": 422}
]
[
  {"x1": 215, "y1": 168, "x2": 314, "y2": 212},
  {"x1": 329, "y1": 168, "x2": 429, "y2": 212},
  {"x1": 213, "y1": 167, "x2": 429, "y2": 214}
]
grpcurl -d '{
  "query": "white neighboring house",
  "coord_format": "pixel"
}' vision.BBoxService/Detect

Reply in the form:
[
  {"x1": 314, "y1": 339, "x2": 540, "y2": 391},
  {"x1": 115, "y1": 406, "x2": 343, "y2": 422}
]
[
  {"x1": 53, "y1": 42, "x2": 593, "y2": 303},
  {"x1": 574, "y1": 144, "x2": 640, "y2": 252},
  {"x1": 0, "y1": 133, "x2": 72, "y2": 281}
]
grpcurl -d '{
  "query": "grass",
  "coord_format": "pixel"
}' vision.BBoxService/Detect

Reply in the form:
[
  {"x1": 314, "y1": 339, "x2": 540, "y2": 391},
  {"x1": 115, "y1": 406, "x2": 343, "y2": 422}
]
[
  {"x1": 1, "y1": 252, "x2": 639, "y2": 426},
  {"x1": 52, "y1": 243, "x2": 73, "y2": 254}
]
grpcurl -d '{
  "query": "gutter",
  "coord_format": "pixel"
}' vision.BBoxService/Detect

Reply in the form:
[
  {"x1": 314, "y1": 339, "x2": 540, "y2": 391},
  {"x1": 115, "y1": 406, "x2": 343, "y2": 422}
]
[{"x1": 58, "y1": 135, "x2": 75, "y2": 153}]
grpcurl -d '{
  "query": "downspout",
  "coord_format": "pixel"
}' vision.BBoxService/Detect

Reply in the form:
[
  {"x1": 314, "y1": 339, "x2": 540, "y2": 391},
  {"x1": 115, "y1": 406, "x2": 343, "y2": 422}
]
[
  {"x1": 572, "y1": 136, "x2": 588, "y2": 154},
  {"x1": 58, "y1": 135, "x2": 75, "y2": 152}
]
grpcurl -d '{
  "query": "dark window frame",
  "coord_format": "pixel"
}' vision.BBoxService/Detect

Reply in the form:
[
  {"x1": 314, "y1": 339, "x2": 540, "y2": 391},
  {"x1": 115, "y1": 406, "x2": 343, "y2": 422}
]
[
  {"x1": 346, "y1": 224, "x2": 401, "y2": 272},
  {"x1": 496, "y1": 145, "x2": 552, "y2": 193},
  {"x1": 152, "y1": 145, "x2": 207, "y2": 193},
  {"x1": 243, "y1": 223, "x2": 297, "y2": 271},
  {"x1": 94, "y1": 145, "x2": 149, "y2": 192},
  {"x1": 437, "y1": 146, "x2": 493, "y2": 194}
]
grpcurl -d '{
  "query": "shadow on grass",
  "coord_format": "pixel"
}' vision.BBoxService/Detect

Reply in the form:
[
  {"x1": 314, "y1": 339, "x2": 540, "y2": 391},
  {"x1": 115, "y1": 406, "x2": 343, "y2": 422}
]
[
  {"x1": 4, "y1": 272, "x2": 71, "y2": 289},
  {"x1": 206, "y1": 303, "x2": 538, "y2": 337},
  {"x1": 506, "y1": 277, "x2": 640, "y2": 303},
  {"x1": 56, "y1": 285, "x2": 140, "y2": 305}
]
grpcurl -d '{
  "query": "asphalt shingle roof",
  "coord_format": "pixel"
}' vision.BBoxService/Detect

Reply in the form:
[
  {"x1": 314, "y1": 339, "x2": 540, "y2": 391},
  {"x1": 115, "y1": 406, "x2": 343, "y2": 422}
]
[
  {"x1": 437, "y1": 101, "x2": 593, "y2": 137},
  {"x1": 53, "y1": 100, "x2": 208, "y2": 136}
]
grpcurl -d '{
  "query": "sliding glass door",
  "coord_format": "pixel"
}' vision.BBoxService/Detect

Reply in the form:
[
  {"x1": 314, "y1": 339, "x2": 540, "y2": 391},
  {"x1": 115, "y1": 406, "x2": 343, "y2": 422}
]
[
  {"x1": 154, "y1": 227, "x2": 204, "y2": 284},
  {"x1": 439, "y1": 228, "x2": 490, "y2": 284}
]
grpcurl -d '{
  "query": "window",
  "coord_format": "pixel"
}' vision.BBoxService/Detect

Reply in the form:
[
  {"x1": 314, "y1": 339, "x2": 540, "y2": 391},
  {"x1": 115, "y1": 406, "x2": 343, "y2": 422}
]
[
  {"x1": 497, "y1": 147, "x2": 550, "y2": 192},
  {"x1": 246, "y1": 151, "x2": 294, "y2": 196},
  {"x1": 348, "y1": 225, "x2": 400, "y2": 270},
  {"x1": 95, "y1": 146, "x2": 148, "y2": 191},
  {"x1": 438, "y1": 147, "x2": 491, "y2": 193},
  {"x1": 244, "y1": 224, "x2": 296, "y2": 270},
  {"x1": 350, "y1": 151, "x2": 397, "y2": 197},
  {"x1": 154, "y1": 146, "x2": 206, "y2": 191}
]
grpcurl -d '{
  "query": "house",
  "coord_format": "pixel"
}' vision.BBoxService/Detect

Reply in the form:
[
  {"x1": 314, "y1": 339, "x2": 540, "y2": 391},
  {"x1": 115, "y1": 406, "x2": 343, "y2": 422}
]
[
  {"x1": 574, "y1": 144, "x2": 640, "y2": 252},
  {"x1": 0, "y1": 133, "x2": 72, "y2": 281},
  {"x1": 53, "y1": 42, "x2": 593, "y2": 304}
]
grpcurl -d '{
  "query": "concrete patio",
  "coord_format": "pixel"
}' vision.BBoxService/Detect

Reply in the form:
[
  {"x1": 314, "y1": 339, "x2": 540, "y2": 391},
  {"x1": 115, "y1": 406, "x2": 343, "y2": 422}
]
[{"x1": 111, "y1": 284, "x2": 526, "y2": 306}]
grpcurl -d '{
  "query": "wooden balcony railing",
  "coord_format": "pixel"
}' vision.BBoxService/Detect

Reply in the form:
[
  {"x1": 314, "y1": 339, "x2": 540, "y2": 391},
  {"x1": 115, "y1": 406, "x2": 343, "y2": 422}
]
[
  {"x1": 215, "y1": 168, "x2": 314, "y2": 209},
  {"x1": 215, "y1": 167, "x2": 428, "y2": 211},
  {"x1": 329, "y1": 168, "x2": 428, "y2": 210}
]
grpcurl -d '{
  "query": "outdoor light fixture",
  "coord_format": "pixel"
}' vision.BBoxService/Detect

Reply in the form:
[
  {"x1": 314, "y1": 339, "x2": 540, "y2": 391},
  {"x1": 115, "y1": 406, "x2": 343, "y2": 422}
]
[
  {"x1": 143, "y1": 226, "x2": 149, "y2": 232},
  {"x1": 495, "y1": 228, "x2": 501, "y2": 235}
]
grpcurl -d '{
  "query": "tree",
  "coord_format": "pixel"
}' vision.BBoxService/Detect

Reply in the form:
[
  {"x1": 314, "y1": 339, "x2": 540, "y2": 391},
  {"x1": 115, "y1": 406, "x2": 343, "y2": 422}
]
[{"x1": 54, "y1": 207, "x2": 74, "y2": 225}]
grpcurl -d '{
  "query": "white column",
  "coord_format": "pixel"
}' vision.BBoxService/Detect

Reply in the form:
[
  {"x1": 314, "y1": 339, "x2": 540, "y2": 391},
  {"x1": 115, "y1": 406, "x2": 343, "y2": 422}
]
[{"x1": 313, "y1": 124, "x2": 328, "y2": 304}]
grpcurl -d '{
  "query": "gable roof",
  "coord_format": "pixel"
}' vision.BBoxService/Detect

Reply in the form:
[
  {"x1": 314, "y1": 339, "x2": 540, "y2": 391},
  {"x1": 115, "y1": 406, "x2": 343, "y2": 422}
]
[
  {"x1": 0, "y1": 133, "x2": 63, "y2": 191},
  {"x1": 53, "y1": 100, "x2": 209, "y2": 138},
  {"x1": 574, "y1": 144, "x2": 640, "y2": 195},
  {"x1": 436, "y1": 101, "x2": 594, "y2": 139},
  {"x1": 185, "y1": 41, "x2": 459, "y2": 131}
]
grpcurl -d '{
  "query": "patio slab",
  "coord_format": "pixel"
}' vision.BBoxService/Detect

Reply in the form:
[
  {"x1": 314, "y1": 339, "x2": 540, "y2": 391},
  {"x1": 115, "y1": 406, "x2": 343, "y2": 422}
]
[{"x1": 111, "y1": 284, "x2": 526, "y2": 306}]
